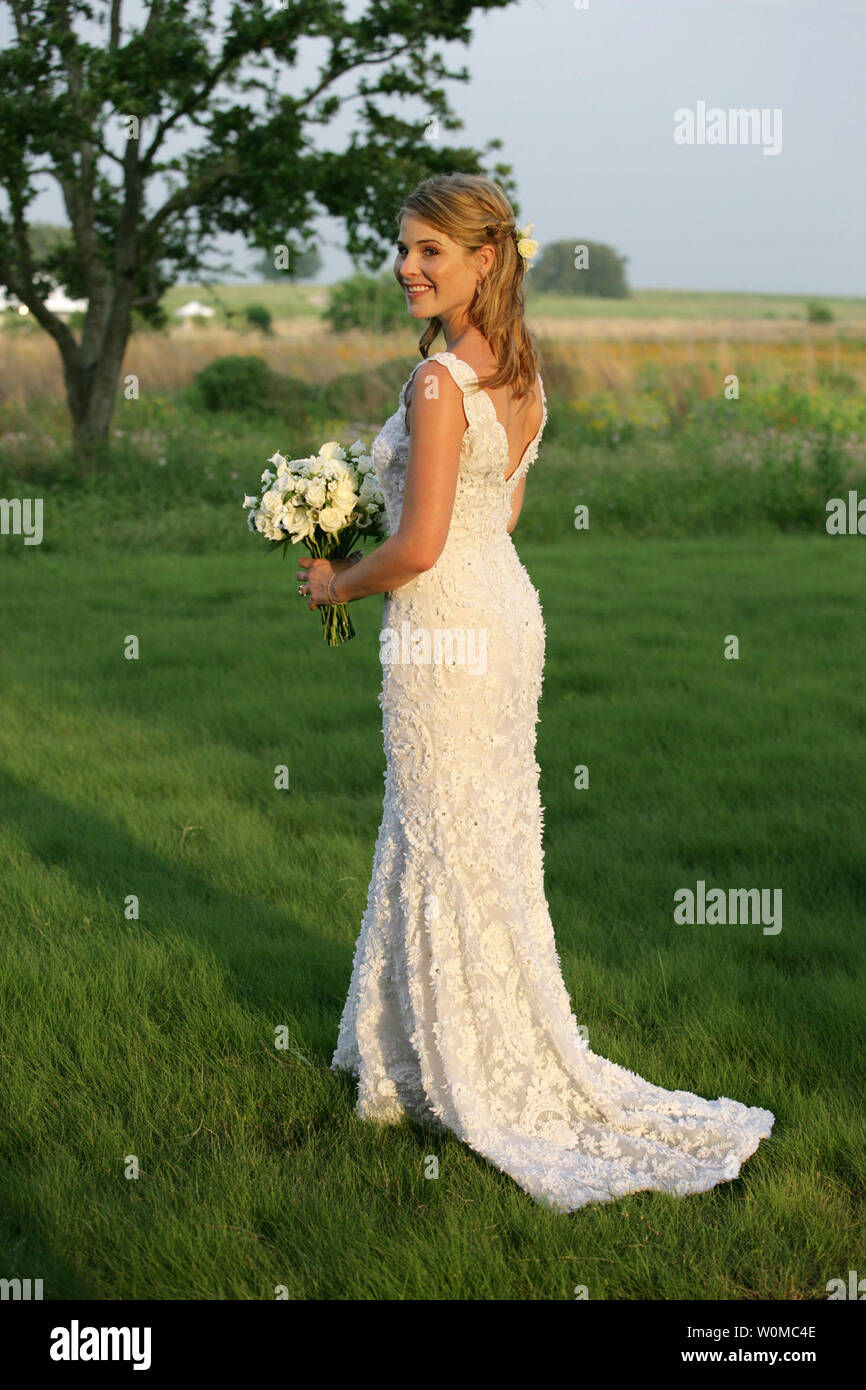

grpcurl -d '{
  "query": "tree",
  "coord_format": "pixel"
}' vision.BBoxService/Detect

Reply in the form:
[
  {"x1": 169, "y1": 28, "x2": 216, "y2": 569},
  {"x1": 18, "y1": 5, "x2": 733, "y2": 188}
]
[
  {"x1": 0, "y1": 0, "x2": 517, "y2": 467},
  {"x1": 14, "y1": 219, "x2": 72, "y2": 267},
  {"x1": 324, "y1": 270, "x2": 406, "y2": 333},
  {"x1": 530, "y1": 239, "x2": 630, "y2": 298},
  {"x1": 252, "y1": 244, "x2": 322, "y2": 282}
]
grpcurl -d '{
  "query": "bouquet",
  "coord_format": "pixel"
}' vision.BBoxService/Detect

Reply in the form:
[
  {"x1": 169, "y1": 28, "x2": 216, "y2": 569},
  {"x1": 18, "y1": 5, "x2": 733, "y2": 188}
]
[{"x1": 243, "y1": 439, "x2": 387, "y2": 646}]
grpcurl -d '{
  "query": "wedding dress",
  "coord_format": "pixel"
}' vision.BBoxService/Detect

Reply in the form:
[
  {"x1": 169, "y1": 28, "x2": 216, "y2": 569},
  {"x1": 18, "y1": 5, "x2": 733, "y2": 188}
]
[{"x1": 331, "y1": 350, "x2": 774, "y2": 1211}]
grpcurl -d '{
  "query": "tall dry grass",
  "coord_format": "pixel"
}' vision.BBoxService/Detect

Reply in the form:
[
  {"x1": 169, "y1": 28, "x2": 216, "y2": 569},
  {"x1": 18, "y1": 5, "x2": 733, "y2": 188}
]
[
  {"x1": 537, "y1": 334, "x2": 866, "y2": 398},
  {"x1": 2, "y1": 317, "x2": 865, "y2": 412}
]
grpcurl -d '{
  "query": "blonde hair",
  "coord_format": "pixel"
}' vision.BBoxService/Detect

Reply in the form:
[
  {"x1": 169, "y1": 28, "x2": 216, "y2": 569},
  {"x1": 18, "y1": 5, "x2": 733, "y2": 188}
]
[{"x1": 397, "y1": 173, "x2": 541, "y2": 400}]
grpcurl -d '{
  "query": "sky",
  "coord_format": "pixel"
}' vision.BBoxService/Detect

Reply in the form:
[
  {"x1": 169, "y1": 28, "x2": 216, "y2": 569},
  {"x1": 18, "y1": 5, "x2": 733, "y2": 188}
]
[{"x1": 3, "y1": 0, "x2": 864, "y2": 294}]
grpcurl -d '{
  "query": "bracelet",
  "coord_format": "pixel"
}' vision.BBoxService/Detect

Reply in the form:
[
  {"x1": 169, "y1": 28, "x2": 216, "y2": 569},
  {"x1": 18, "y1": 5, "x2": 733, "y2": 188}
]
[{"x1": 328, "y1": 551, "x2": 362, "y2": 605}]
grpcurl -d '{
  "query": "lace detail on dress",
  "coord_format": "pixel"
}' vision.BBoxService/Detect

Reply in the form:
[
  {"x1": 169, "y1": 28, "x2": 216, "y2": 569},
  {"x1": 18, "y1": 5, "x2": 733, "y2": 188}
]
[{"x1": 330, "y1": 351, "x2": 774, "y2": 1211}]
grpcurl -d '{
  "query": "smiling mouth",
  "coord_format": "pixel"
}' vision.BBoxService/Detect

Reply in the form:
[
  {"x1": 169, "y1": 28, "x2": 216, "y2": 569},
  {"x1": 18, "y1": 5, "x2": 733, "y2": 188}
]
[{"x1": 403, "y1": 284, "x2": 432, "y2": 297}]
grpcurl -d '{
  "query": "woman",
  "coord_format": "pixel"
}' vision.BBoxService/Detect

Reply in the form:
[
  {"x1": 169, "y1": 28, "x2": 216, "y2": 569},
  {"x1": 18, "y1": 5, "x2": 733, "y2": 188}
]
[{"x1": 296, "y1": 173, "x2": 774, "y2": 1211}]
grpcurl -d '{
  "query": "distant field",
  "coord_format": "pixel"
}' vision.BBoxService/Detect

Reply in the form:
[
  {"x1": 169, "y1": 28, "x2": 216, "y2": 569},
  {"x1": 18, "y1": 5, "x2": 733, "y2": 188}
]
[
  {"x1": 526, "y1": 287, "x2": 866, "y2": 324},
  {"x1": 156, "y1": 282, "x2": 866, "y2": 332},
  {"x1": 161, "y1": 280, "x2": 330, "y2": 321}
]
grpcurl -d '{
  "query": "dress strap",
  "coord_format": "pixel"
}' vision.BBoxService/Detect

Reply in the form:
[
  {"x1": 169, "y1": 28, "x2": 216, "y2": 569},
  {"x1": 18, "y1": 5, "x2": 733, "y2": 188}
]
[
  {"x1": 423, "y1": 351, "x2": 478, "y2": 393},
  {"x1": 404, "y1": 351, "x2": 487, "y2": 428}
]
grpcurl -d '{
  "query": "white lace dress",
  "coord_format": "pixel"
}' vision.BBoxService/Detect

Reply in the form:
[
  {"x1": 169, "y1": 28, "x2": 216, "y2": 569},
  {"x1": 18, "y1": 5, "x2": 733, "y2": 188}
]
[{"x1": 331, "y1": 350, "x2": 774, "y2": 1211}]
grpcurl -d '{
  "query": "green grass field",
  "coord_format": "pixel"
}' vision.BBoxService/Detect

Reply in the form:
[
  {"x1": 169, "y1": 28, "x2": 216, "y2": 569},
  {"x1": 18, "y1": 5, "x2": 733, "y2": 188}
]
[
  {"x1": 160, "y1": 281, "x2": 866, "y2": 328},
  {"x1": 524, "y1": 288, "x2": 866, "y2": 324},
  {"x1": 161, "y1": 280, "x2": 330, "y2": 321},
  {"x1": 1, "y1": 329, "x2": 865, "y2": 1298},
  {"x1": 1, "y1": 523, "x2": 863, "y2": 1298}
]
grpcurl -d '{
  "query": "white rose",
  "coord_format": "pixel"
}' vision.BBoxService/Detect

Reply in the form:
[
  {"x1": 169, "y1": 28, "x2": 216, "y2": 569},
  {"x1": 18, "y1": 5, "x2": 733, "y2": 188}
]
[
  {"x1": 280, "y1": 501, "x2": 304, "y2": 534},
  {"x1": 318, "y1": 441, "x2": 345, "y2": 462},
  {"x1": 348, "y1": 439, "x2": 366, "y2": 457},
  {"x1": 321, "y1": 459, "x2": 351, "y2": 483},
  {"x1": 287, "y1": 510, "x2": 313, "y2": 541},
  {"x1": 329, "y1": 478, "x2": 358, "y2": 513},
  {"x1": 260, "y1": 488, "x2": 283, "y2": 515},
  {"x1": 304, "y1": 477, "x2": 327, "y2": 508},
  {"x1": 256, "y1": 511, "x2": 283, "y2": 542},
  {"x1": 242, "y1": 494, "x2": 258, "y2": 508},
  {"x1": 317, "y1": 506, "x2": 347, "y2": 534}
]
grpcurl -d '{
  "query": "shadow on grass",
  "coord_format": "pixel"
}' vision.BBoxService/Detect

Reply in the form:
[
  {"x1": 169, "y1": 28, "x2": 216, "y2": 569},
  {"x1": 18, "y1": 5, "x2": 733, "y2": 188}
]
[{"x1": 0, "y1": 763, "x2": 354, "y2": 1038}]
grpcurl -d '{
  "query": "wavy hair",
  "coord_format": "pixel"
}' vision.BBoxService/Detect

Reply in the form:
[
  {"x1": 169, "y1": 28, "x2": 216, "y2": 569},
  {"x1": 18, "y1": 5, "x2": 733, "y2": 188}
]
[{"x1": 396, "y1": 173, "x2": 540, "y2": 400}]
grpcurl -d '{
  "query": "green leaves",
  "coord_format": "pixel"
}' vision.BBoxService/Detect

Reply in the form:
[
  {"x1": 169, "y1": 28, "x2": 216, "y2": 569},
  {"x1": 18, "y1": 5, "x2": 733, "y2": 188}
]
[{"x1": 0, "y1": 0, "x2": 521, "y2": 458}]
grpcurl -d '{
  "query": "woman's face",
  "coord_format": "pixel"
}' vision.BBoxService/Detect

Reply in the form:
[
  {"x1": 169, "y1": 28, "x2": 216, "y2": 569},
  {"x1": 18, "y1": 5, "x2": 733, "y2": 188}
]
[{"x1": 394, "y1": 214, "x2": 482, "y2": 321}]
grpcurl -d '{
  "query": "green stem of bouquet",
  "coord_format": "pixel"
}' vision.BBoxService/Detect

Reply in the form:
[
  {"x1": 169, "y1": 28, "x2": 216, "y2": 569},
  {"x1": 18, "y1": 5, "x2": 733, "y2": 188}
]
[{"x1": 283, "y1": 527, "x2": 359, "y2": 646}]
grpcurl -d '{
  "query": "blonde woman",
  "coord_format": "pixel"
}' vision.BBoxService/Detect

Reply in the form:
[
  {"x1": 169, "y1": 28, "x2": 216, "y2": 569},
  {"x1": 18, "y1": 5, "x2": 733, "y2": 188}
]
[{"x1": 296, "y1": 173, "x2": 773, "y2": 1211}]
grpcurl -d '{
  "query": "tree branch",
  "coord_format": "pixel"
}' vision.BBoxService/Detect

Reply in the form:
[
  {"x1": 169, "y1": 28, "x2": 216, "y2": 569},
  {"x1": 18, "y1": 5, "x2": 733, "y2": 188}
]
[
  {"x1": 140, "y1": 48, "x2": 248, "y2": 169},
  {"x1": 301, "y1": 37, "x2": 416, "y2": 108},
  {"x1": 0, "y1": 216, "x2": 80, "y2": 364},
  {"x1": 109, "y1": 0, "x2": 122, "y2": 49},
  {"x1": 143, "y1": 157, "x2": 239, "y2": 237}
]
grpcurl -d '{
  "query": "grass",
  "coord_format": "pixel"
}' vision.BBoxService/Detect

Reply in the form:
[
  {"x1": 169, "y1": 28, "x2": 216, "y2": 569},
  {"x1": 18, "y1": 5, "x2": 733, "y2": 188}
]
[
  {"x1": 2, "y1": 330, "x2": 866, "y2": 547},
  {"x1": 161, "y1": 279, "x2": 330, "y2": 321},
  {"x1": 0, "y1": 330, "x2": 864, "y2": 1298},
  {"x1": 0, "y1": 531, "x2": 863, "y2": 1299},
  {"x1": 159, "y1": 281, "x2": 866, "y2": 326}
]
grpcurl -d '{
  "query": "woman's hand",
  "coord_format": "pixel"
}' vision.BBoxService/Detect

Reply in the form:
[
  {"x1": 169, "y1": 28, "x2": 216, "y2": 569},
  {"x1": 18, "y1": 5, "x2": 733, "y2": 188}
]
[{"x1": 296, "y1": 552, "x2": 361, "y2": 610}]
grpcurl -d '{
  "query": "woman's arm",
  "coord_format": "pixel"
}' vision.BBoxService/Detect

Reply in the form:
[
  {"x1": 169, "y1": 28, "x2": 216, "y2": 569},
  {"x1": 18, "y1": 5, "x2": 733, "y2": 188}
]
[{"x1": 331, "y1": 362, "x2": 467, "y2": 603}]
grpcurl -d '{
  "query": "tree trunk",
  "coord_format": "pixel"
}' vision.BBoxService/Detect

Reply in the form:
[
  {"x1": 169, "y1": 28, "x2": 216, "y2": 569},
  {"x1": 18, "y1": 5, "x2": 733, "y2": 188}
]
[
  {"x1": 64, "y1": 295, "x2": 134, "y2": 472},
  {"x1": 69, "y1": 373, "x2": 122, "y2": 469}
]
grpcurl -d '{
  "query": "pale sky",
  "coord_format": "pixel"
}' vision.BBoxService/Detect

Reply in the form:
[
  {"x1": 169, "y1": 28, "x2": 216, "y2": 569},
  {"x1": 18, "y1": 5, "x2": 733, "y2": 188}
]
[{"x1": 3, "y1": 0, "x2": 864, "y2": 294}]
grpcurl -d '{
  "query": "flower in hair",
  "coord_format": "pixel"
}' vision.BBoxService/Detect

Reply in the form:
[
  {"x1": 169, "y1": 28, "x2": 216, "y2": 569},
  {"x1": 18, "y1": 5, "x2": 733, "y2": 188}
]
[{"x1": 515, "y1": 223, "x2": 540, "y2": 265}]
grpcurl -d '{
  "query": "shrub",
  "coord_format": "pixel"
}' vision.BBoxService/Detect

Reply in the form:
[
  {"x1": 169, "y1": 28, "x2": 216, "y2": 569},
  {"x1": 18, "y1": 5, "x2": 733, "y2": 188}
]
[
  {"x1": 192, "y1": 354, "x2": 272, "y2": 413},
  {"x1": 806, "y1": 300, "x2": 833, "y2": 324},
  {"x1": 566, "y1": 393, "x2": 661, "y2": 447},
  {"x1": 245, "y1": 303, "x2": 273, "y2": 334},
  {"x1": 324, "y1": 272, "x2": 407, "y2": 333}
]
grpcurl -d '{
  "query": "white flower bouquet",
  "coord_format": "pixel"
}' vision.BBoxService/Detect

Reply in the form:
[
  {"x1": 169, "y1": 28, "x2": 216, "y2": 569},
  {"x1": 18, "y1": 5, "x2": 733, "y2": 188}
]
[{"x1": 243, "y1": 438, "x2": 387, "y2": 646}]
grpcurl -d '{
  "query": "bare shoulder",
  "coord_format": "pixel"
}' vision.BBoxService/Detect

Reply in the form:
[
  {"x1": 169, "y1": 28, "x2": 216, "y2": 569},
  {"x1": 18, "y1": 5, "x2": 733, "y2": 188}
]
[{"x1": 405, "y1": 359, "x2": 467, "y2": 435}]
